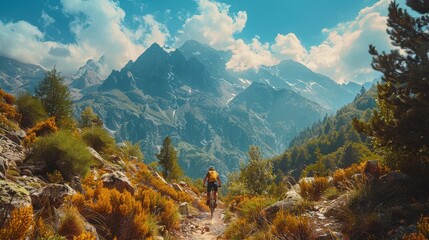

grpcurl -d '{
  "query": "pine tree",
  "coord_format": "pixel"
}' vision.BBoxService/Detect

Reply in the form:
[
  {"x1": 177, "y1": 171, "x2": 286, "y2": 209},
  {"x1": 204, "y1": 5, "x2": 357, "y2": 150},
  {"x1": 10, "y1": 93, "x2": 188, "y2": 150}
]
[
  {"x1": 353, "y1": 0, "x2": 429, "y2": 177},
  {"x1": 79, "y1": 106, "x2": 103, "y2": 128},
  {"x1": 35, "y1": 68, "x2": 72, "y2": 125},
  {"x1": 156, "y1": 136, "x2": 183, "y2": 180}
]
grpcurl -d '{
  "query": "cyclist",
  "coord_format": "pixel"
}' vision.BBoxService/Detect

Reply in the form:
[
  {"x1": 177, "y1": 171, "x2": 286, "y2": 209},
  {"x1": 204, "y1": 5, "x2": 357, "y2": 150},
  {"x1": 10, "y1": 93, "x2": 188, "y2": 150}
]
[{"x1": 202, "y1": 166, "x2": 222, "y2": 206}]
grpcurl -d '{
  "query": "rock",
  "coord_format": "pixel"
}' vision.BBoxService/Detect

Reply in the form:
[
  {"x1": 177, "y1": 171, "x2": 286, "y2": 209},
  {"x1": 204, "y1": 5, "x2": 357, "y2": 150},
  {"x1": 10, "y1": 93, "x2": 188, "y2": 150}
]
[
  {"x1": 153, "y1": 171, "x2": 168, "y2": 185},
  {"x1": 0, "y1": 155, "x2": 7, "y2": 177},
  {"x1": 172, "y1": 183, "x2": 184, "y2": 192},
  {"x1": 179, "y1": 202, "x2": 189, "y2": 216},
  {"x1": 14, "y1": 130, "x2": 26, "y2": 138},
  {"x1": 324, "y1": 194, "x2": 348, "y2": 218},
  {"x1": 101, "y1": 171, "x2": 135, "y2": 194},
  {"x1": 109, "y1": 154, "x2": 122, "y2": 163},
  {"x1": 379, "y1": 171, "x2": 408, "y2": 184},
  {"x1": 0, "y1": 145, "x2": 3, "y2": 153},
  {"x1": 5, "y1": 132, "x2": 21, "y2": 144},
  {"x1": 262, "y1": 189, "x2": 303, "y2": 220},
  {"x1": 179, "y1": 181, "x2": 187, "y2": 187},
  {"x1": 20, "y1": 168, "x2": 33, "y2": 176},
  {"x1": 0, "y1": 180, "x2": 32, "y2": 209},
  {"x1": 70, "y1": 176, "x2": 84, "y2": 193},
  {"x1": 31, "y1": 183, "x2": 77, "y2": 209},
  {"x1": 364, "y1": 160, "x2": 380, "y2": 181},
  {"x1": 87, "y1": 147, "x2": 106, "y2": 167}
]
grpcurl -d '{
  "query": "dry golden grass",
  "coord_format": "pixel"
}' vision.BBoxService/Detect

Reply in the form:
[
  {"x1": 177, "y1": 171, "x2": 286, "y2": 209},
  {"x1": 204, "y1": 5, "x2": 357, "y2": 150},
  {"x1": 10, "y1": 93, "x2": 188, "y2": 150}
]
[
  {"x1": 299, "y1": 176, "x2": 330, "y2": 201},
  {"x1": 0, "y1": 206, "x2": 34, "y2": 240},
  {"x1": 58, "y1": 207, "x2": 86, "y2": 239},
  {"x1": 270, "y1": 210, "x2": 315, "y2": 240}
]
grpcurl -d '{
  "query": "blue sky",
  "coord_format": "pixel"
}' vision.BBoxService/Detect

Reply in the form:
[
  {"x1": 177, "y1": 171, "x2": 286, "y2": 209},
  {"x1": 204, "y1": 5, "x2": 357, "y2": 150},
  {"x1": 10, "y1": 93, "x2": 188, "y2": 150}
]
[{"x1": 0, "y1": 0, "x2": 402, "y2": 83}]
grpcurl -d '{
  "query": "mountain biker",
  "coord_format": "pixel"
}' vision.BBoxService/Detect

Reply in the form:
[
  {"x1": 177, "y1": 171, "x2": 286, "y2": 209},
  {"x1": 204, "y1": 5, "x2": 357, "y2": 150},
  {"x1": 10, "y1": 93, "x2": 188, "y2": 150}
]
[{"x1": 202, "y1": 166, "x2": 222, "y2": 206}]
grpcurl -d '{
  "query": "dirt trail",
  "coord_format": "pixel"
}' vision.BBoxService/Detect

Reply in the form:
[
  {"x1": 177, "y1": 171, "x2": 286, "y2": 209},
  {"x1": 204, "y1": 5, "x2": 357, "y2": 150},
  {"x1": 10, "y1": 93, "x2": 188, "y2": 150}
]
[{"x1": 179, "y1": 207, "x2": 227, "y2": 240}]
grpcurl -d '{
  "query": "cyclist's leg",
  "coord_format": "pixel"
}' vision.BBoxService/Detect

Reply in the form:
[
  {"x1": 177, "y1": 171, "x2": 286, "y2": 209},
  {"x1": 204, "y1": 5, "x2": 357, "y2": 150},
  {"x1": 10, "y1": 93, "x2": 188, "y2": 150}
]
[{"x1": 213, "y1": 184, "x2": 218, "y2": 202}]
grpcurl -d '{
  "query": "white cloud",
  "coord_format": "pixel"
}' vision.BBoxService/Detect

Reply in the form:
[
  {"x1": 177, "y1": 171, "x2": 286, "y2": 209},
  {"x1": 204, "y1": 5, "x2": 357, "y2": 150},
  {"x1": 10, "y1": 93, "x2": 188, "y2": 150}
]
[
  {"x1": 41, "y1": 10, "x2": 55, "y2": 31},
  {"x1": 304, "y1": 0, "x2": 393, "y2": 83},
  {"x1": 271, "y1": 33, "x2": 308, "y2": 63},
  {"x1": 226, "y1": 38, "x2": 277, "y2": 71},
  {"x1": 174, "y1": 0, "x2": 247, "y2": 49},
  {"x1": 0, "y1": 0, "x2": 169, "y2": 75}
]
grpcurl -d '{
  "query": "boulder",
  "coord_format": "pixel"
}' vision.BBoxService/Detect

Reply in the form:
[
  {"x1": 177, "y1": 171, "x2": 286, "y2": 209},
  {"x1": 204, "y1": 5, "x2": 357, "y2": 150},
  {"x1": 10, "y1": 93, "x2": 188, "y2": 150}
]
[
  {"x1": 31, "y1": 183, "x2": 76, "y2": 209},
  {"x1": 101, "y1": 171, "x2": 135, "y2": 194},
  {"x1": 179, "y1": 202, "x2": 189, "y2": 216},
  {"x1": 324, "y1": 194, "x2": 348, "y2": 218},
  {"x1": 379, "y1": 171, "x2": 408, "y2": 184},
  {"x1": 262, "y1": 189, "x2": 303, "y2": 220},
  {"x1": 87, "y1": 147, "x2": 106, "y2": 167},
  {"x1": 179, "y1": 181, "x2": 188, "y2": 187},
  {"x1": 0, "y1": 180, "x2": 32, "y2": 209},
  {"x1": 364, "y1": 160, "x2": 380, "y2": 181}
]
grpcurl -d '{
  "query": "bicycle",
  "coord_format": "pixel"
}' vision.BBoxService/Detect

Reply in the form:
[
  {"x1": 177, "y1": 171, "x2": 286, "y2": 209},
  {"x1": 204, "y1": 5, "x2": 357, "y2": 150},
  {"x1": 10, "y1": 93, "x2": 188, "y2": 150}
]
[
  {"x1": 208, "y1": 188, "x2": 217, "y2": 220},
  {"x1": 206, "y1": 184, "x2": 221, "y2": 220}
]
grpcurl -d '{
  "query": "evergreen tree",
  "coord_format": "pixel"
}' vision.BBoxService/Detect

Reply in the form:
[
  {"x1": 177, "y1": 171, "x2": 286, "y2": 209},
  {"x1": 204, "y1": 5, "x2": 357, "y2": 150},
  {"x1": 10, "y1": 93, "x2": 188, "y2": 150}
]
[
  {"x1": 79, "y1": 106, "x2": 103, "y2": 128},
  {"x1": 353, "y1": 0, "x2": 429, "y2": 177},
  {"x1": 156, "y1": 136, "x2": 183, "y2": 180},
  {"x1": 238, "y1": 146, "x2": 274, "y2": 195},
  {"x1": 35, "y1": 68, "x2": 72, "y2": 124},
  {"x1": 15, "y1": 92, "x2": 47, "y2": 128}
]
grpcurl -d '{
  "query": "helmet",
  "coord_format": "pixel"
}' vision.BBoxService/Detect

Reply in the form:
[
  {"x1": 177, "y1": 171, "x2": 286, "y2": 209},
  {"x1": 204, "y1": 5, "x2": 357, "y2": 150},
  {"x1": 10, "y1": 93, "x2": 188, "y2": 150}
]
[{"x1": 208, "y1": 166, "x2": 215, "y2": 170}]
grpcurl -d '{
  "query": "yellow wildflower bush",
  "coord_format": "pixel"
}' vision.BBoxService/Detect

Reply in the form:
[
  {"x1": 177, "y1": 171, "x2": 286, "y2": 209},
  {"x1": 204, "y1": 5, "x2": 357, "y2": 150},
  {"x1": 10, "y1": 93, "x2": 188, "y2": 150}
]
[{"x1": 0, "y1": 206, "x2": 34, "y2": 240}]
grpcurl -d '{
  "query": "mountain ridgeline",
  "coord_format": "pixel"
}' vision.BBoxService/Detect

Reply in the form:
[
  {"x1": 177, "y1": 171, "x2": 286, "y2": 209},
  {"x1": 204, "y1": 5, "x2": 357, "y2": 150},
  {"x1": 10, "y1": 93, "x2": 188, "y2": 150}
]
[
  {"x1": 0, "y1": 40, "x2": 363, "y2": 178},
  {"x1": 75, "y1": 42, "x2": 334, "y2": 178}
]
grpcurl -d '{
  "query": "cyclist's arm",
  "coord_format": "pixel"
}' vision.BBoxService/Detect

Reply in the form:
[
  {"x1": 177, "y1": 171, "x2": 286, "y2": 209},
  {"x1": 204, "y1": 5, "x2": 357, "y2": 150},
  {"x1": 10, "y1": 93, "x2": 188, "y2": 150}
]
[
  {"x1": 203, "y1": 175, "x2": 208, "y2": 186},
  {"x1": 217, "y1": 175, "x2": 222, "y2": 186}
]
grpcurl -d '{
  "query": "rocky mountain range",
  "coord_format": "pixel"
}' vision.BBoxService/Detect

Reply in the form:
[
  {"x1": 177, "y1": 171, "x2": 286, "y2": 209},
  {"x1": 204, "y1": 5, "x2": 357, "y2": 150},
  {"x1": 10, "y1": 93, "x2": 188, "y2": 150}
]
[{"x1": 0, "y1": 40, "x2": 364, "y2": 178}]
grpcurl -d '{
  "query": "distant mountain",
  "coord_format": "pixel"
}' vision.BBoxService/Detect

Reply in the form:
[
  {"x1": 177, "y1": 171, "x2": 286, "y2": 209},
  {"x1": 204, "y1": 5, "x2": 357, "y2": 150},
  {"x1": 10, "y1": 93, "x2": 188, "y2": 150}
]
[
  {"x1": 237, "y1": 60, "x2": 359, "y2": 111},
  {"x1": 273, "y1": 86, "x2": 378, "y2": 178},
  {"x1": 76, "y1": 42, "x2": 328, "y2": 178},
  {"x1": 0, "y1": 55, "x2": 45, "y2": 93},
  {"x1": 70, "y1": 57, "x2": 105, "y2": 90}
]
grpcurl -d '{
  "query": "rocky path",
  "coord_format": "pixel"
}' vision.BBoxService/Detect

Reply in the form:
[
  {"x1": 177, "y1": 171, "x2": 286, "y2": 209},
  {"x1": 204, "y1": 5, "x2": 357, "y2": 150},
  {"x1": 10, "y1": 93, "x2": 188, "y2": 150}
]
[{"x1": 179, "y1": 207, "x2": 227, "y2": 240}]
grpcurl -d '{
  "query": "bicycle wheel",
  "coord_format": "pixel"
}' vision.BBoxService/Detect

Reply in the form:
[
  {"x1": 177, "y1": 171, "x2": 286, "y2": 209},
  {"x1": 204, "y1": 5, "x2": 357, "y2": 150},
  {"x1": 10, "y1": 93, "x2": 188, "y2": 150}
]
[{"x1": 209, "y1": 190, "x2": 215, "y2": 219}]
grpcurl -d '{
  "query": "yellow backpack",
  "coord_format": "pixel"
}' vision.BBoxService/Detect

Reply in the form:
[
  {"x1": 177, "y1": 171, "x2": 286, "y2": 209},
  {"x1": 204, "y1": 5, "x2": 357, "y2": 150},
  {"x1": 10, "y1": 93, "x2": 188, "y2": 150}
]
[{"x1": 207, "y1": 170, "x2": 218, "y2": 182}]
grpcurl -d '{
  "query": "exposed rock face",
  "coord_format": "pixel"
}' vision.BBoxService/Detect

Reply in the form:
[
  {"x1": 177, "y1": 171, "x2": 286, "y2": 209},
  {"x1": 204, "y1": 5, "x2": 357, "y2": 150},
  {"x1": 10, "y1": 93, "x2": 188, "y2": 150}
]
[
  {"x1": 262, "y1": 189, "x2": 303, "y2": 220},
  {"x1": 0, "y1": 180, "x2": 32, "y2": 209},
  {"x1": 100, "y1": 171, "x2": 135, "y2": 194},
  {"x1": 31, "y1": 183, "x2": 77, "y2": 209}
]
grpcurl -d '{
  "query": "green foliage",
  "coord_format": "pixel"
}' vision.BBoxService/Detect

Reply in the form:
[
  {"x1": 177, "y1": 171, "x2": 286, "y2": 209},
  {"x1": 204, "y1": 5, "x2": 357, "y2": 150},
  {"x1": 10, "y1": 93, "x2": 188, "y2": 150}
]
[
  {"x1": 353, "y1": 1, "x2": 429, "y2": 181},
  {"x1": 120, "y1": 141, "x2": 144, "y2": 161},
  {"x1": 156, "y1": 136, "x2": 183, "y2": 181},
  {"x1": 35, "y1": 68, "x2": 72, "y2": 125},
  {"x1": 15, "y1": 92, "x2": 47, "y2": 128},
  {"x1": 29, "y1": 130, "x2": 93, "y2": 180},
  {"x1": 273, "y1": 88, "x2": 378, "y2": 178},
  {"x1": 81, "y1": 127, "x2": 116, "y2": 154},
  {"x1": 79, "y1": 106, "x2": 102, "y2": 128},
  {"x1": 228, "y1": 146, "x2": 274, "y2": 196}
]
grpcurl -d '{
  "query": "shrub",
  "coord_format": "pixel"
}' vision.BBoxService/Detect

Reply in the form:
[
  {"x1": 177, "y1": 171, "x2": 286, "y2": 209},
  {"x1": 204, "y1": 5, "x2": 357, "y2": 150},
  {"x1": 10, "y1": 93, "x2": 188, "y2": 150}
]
[
  {"x1": 403, "y1": 216, "x2": 429, "y2": 240},
  {"x1": 15, "y1": 92, "x2": 47, "y2": 128},
  {"x1": 71, "y1": 183, "x2": 156, "y2": 240},
  {"x1": 0, "y1": 206, "x2": 34, "y2": 240},
  {"x1": 23, "y1": 117, "x2": 58, "y2": 146},
  {"x1": 299, "y1": 176, "x2": 330, "y2": 201},
  {"x1": 29, "y1": 130, "x2": 93, "y2": 180},
  {"x1": 270, "y1": 210, "x2": 315, "y2": 240},
  {"x1": 0, "y1": 89, "x2": 20, "y2": 130},
  {"x1": 120, "y1": 141, "x2": 144, "y2": 161},
  {"x1": 323, "y1": 186, "x2": 340, "y2": 200},
  {"x1": 81, "y1": 127, "x2": 116, "y2": 153},
  {"x1": 58, "y1": 207, "x2": 86, "y2": 239},
  {"x1": 73, "y1": 232, "x2": 97, "y2": 240}
]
